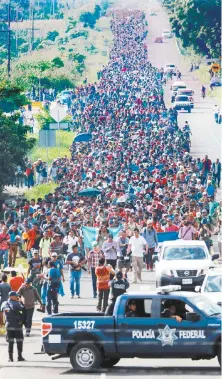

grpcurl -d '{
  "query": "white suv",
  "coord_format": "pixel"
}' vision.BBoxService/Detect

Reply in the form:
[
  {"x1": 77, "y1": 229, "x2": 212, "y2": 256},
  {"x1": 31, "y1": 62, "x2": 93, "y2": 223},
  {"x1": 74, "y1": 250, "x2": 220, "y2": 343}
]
[
  {"x1": 173, "y1": 95, "x2": 192, "y2": 113},
  {"x1": 154, "y1": 240, "x2": 219, "y2": 290}
]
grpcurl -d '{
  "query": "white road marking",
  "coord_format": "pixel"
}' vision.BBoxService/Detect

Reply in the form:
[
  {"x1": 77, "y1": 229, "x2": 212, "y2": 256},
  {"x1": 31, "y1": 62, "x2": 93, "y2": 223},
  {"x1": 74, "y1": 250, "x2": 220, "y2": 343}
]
[{"x1": 101, "y1": 374, "x2": 106, "y2": 379}]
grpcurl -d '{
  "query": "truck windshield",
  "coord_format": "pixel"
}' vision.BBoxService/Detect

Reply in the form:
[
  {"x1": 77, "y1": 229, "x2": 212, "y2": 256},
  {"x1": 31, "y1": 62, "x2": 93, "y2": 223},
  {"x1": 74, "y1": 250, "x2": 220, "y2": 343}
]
[
  {"x1": 204, "y1": 275, "x2": 222, "y2": 292},
  {"x1": 179, "y1": 91, "x2": 193, "y2": 96},
  {"x1": 191, "y1": 295, "x2": 222, "y2": 317},
  {"x1": 162, "y1": 247, "x2": 207, "y2": 260},
  {"x1": 175, "y1": 96, "x2": 189, "y2": 101}
]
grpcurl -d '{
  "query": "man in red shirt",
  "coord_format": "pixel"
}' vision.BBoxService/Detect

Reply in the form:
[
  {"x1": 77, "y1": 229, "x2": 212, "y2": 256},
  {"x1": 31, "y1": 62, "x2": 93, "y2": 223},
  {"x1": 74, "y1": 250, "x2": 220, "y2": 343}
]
[
  {"x1": 9, "y1": 271, "x2": 25, "y2": 292},
  {"x1": 165, "y1": 219, "x2": 179, "y2": 232}
]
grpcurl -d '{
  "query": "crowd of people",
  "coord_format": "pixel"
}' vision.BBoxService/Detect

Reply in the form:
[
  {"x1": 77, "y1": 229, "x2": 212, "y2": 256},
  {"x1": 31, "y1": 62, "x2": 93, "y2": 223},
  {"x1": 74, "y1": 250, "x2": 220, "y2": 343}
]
[{"x1": 0, "y1": 8, "x2": 222, "y2": 362}]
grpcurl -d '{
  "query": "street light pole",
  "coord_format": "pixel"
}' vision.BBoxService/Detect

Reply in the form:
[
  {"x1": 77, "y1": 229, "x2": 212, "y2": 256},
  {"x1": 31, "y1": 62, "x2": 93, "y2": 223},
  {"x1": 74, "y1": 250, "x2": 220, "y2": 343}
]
[{"x1": 7, "y1": 0, "x2": 11, "y2": 77}]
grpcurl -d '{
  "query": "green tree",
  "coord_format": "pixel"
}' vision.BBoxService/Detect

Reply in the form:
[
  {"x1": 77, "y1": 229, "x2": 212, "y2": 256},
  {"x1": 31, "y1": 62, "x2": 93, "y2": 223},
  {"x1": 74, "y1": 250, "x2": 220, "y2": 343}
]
[
  {"x1": 0, "y1": 81, "x2": 29, "y2": 113},
  {"x1": 165, "y1": 0, "x2": 221, "y2": 57},
  {"x1": 79, "y1": 11, "x2": 96, "y2": 29},
  {"x1": 35, "y1": 109, "x2": 55, "y2": 130},
  {"x1": 51, "y1": 57, "x2": 64, "y2": 68},
  {"x1": 47, "y1": 30, "x2": 59, "y2": 41},
  {"x1": 94, "y1": 5, "x2": 101, "y2": 20},
  {"x1": 0, "y1": 111, "x2": 35, "y2": 193}
]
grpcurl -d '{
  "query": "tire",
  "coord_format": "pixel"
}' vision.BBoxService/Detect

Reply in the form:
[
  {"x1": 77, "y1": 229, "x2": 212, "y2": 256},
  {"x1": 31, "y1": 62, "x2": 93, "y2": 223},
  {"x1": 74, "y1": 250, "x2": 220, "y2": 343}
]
[
  {"x1": 101, "y1": 358, "x2": 120, "y2": 368},
  {"x1": 217, "y1": 342, "x2": 221, "y2": 367},
  {"x1": 70, "y1": 342, "x2": 102, "y2": 372}
]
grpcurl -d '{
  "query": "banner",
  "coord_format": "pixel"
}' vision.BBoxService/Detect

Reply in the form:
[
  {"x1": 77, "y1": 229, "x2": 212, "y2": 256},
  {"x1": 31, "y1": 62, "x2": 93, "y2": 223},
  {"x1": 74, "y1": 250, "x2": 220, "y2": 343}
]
[
  {"x1": 82, "y1": 226, "x2": 179, "y2": 249},
  {"x1": 157, "y1": 232, "x2": 179, "y2": 243},
  {"x1": 82, "y1": 226, "x2": 121, "y2": 249}
]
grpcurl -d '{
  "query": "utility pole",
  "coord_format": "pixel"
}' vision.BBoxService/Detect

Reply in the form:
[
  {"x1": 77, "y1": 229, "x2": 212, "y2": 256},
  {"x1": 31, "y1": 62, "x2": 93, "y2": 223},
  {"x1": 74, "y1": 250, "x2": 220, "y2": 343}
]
[
  {"x1": 31, "y1": 8, "x2": 34, "y2": 51},
  {"x1": 7, "y1": 0, "x2": 11, "y2": 77}
]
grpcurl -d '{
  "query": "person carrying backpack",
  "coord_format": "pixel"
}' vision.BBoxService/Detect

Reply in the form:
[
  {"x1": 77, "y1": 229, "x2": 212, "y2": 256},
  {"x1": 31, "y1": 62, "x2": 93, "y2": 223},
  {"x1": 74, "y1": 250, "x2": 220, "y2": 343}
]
[
  {"x1": 46, "y1": 261, "x2": 61, "y2": 315},
  {"x1": 142, "y1": 220, "x2": 158, "y2": 271}
]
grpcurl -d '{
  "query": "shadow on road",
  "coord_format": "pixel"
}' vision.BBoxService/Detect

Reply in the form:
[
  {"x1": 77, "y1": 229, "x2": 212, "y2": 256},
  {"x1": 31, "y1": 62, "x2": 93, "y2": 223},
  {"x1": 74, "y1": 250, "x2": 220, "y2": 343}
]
[{"x1": 61, "y1": 365, "x2": 221, "y2": 376}]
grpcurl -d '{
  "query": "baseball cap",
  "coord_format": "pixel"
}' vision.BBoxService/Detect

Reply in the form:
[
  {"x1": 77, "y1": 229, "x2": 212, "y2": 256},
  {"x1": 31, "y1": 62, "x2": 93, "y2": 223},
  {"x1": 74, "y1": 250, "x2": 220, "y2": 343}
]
[
  {"x1": 9, "y1": 291, "x2": 18, "y2": 297},
  {"x1": 25, "y1": 278, "x2": 32, "y2": 284},
  {"x1": 51, "y1": 252, "x2": 57, "y2": 257},
  {"x1": 92, "y1": 241, "x2": 98, "y2": 247}
]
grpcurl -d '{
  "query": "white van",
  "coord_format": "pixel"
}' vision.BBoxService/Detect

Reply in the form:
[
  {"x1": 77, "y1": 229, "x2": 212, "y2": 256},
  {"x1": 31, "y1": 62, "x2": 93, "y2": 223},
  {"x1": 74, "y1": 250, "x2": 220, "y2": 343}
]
[{"x1": 154, "y1": 240, "x2": 219, "y2": 290}]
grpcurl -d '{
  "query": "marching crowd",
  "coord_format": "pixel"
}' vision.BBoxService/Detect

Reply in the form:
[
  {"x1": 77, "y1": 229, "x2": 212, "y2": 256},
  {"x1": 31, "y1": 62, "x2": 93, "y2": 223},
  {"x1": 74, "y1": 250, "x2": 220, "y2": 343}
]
[{"x1": 0, "y1": 8, "x2": 222, "y2": 362}]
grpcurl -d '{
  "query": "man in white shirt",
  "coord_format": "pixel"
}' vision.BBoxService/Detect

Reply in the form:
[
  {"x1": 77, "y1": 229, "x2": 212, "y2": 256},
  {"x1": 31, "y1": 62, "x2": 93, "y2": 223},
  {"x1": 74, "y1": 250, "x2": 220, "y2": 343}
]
[{"x1": 127, "y1": 228, "x2": 148, "y2": 283}]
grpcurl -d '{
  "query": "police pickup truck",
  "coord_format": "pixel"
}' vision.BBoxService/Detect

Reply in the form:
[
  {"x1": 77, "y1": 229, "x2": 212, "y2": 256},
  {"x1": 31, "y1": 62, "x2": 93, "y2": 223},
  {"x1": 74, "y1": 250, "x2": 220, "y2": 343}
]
[{"x1": 41, "y1": 286, "x2": 221, "y2": 372}]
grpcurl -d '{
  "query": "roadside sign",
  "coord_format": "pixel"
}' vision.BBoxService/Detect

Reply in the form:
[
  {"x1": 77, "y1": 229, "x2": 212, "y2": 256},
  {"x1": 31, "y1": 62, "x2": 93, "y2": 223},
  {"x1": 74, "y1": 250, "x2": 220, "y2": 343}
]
[
  {"x1": 49, "y1": 122, "x2": 69, "y2": 130},
  {"x1": 31, "y1": 101, "x2": 43, "y2": 108},
  {"x1": 39, "y1": 130, "x2": 56, "y2": 147},
  {"x1": 49, "y1": 103, "x2": 67, "y2": 122},
  {"x1": 211, "y1": 63, "x2": 220, "y2": 73}
]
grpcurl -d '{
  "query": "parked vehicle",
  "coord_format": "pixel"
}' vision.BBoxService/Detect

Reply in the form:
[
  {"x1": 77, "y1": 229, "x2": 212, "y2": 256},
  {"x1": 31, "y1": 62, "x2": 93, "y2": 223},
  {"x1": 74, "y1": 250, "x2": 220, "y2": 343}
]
[
  {"x1": 173, "y1": 95, "x2": 192, "y2": 113},
  {"x1": 154, "y1": 240, "x2": 219, "y2": 289},
  {"x1": 155, "y1": 36, "x2": 163, "y2": 43},
  {"x1": 195, "y1": 268, "x2": 222, "y2": 306},
  {"x1": 162, "y1": 30, "x2": 173, "y2": 38},
  {"x1": 41, "y1": 286, "x2": 221, "y2": 371},
  {"x1": 176, "y1": 89, "x2": 194, "y2": 107},
  {"x1": 164, "y1": 64, "x2": 177, "y2": 75},
  {"x1": 171, "y1": 81, "x2": 187, "y2": 98}
]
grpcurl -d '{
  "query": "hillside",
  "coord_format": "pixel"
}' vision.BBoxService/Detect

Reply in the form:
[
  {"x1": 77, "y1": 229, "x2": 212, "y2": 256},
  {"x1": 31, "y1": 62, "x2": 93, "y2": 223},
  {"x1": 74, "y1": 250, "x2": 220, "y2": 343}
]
[{"x1": 0, "y1": 0, "x2": 113, "y2": 88}]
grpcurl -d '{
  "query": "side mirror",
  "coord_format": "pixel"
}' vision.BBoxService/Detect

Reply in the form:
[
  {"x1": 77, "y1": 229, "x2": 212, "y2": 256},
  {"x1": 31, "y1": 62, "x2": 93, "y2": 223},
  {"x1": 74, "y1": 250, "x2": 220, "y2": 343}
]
[
  {"x1": 195, "y1": 286, "x2": 201, "y2": 293},
  {"x1": 212, "y1": 254, "x2": 219, "y2": 261},
  {"x1": 152, "y1": 254, "x2": 159, "y2": 262},
  {"x1": 186, "y1": 312, "x2": 200, "y2": 322}
]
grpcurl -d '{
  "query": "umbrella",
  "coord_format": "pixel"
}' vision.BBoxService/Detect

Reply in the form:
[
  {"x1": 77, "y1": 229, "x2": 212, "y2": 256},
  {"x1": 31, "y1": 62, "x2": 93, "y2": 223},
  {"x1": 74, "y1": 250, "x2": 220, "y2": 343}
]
[
  {"x1": 74, "y1": 133, "x2": 92, "y2": 143},
  {"x1": 3, "y1": 265, "x2": 27, "y2": 274},
  {"x1": 117, "y1": 194, "x2": 128, "y2": 203},
  {"x1": 78, "y1": 188, "x2": 101, "y2": 197}
]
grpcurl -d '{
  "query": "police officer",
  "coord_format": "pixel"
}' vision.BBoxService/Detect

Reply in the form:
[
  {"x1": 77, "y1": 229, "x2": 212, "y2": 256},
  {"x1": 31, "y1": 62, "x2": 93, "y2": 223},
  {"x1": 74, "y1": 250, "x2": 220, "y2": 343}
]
[
  {"x1": 105, "y1": 271, "x2": 129, "y2": 315},
  {"x1": 1, "y1": 291, "x2": 25, "y2": 362},
  {"x1": 125, "y1": 300, "x2": 137, "y2": 317}
]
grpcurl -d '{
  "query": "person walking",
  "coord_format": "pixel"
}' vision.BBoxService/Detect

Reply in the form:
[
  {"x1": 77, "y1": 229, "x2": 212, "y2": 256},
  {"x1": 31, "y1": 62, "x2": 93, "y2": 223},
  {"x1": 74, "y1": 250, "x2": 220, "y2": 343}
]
[
  {"x1": 212, "y1": 159, "x2": 221, "y2": 188},
  {"x1": 46, "y1": 261, "x2": 61, "y2": 315},
  {"x1": 105, "y1": 271, "x2": 129, "y2": 315},
  {"x1": 142, "y1": 220, "x2": 158, "y2": 271},
  {"x1": 178, "y1": 220, "x2": 198, "y2": 241},
  {"x1": 102, "y1": 233, "x2": 118, "y2": 269},
  {"x1": 213, "y1": 105, "x2": 219, "y2": 123},
  {"x1": 1, "y1": 291, "x2": 25, "y2": 362},
  {"x1": 0, "y1": 226, "x2": 10, "y2": 268},
  {"x1": 65, "y1": 244, "x2": 85, "y2": 299},
  {"x1": 95, "y1": 258, "x2": 115, "y2": 313},
  {"x1": 27, "y1": 250, "x2": 43, "y2": 296},
  {"x1": 17, "y1": 278, "x2": 43, "y2": 336},
  {"x1": 87, "y1": 241, "x2": 104, "y2": 298},
  {"x1": 9, "y1": 271, "x2": 25, "y2": 292},
  {"x1": 0, "y1": 274, "x2": 11, "y2": 328},
  {"x1": 127, "y1": 228, "x2": 148, "y2": 283},
  {"x1": 8, "y1": 224, "x2": 21, "y2": 267},
  {"x1": 39, "y1": 230, "x2": 52, "y2": 259},
  {"x1": 116, "y1": 230, "x2": 130, "y2": 274}
]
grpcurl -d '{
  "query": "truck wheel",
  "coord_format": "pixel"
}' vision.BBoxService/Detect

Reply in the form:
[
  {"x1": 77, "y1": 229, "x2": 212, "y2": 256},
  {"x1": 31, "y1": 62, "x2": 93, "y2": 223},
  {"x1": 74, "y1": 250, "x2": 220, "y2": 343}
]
[
  {"x1": 70, "y1": 342, "x2": 102, "y2": 372},
  {"x1": 217, "y1": 342, "x2": 221, "y2": 366},
  {"x1": 101, "y1": 358, "x2": 120, "y2": 368}
]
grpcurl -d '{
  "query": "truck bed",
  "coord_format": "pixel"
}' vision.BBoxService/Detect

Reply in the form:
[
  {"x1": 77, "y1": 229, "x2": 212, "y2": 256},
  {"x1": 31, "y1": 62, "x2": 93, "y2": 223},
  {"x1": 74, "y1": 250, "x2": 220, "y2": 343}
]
[{"x1": 42, "y1": 312, "x2": 116, "y2": 356}]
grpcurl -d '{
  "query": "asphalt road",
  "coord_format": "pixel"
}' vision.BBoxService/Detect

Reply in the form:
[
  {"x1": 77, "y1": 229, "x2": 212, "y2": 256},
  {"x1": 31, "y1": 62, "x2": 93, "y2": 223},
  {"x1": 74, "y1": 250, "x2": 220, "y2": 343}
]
[{"x1": 0, "y1": 0, "x2": 221, "y2": 378}]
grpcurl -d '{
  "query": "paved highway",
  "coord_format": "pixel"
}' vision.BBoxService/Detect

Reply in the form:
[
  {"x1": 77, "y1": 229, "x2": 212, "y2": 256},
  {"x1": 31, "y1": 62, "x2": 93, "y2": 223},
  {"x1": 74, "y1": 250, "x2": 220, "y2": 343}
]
[{"x1": 0, "y1": 1, "x2": 221, "y2": 378}]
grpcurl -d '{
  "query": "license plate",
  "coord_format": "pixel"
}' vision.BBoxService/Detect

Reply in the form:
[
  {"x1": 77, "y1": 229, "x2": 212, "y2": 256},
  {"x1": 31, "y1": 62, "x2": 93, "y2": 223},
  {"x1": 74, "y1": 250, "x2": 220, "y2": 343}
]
[{"x1": 182, "y1": 279, "x2": 193, "y2": 284}]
